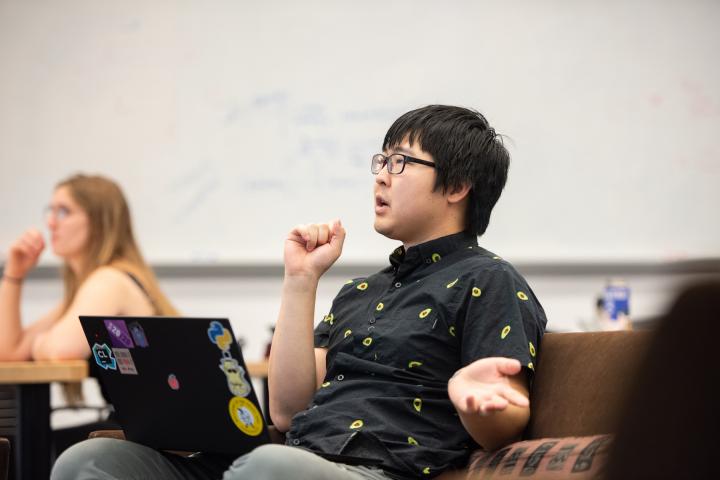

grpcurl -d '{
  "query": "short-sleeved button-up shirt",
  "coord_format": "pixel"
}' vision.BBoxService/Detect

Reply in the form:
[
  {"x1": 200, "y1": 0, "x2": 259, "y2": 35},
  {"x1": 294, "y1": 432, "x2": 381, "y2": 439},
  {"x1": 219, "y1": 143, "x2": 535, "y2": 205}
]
[{"x1": 286, "y1": 232, "x2": 547, "y2": 478}]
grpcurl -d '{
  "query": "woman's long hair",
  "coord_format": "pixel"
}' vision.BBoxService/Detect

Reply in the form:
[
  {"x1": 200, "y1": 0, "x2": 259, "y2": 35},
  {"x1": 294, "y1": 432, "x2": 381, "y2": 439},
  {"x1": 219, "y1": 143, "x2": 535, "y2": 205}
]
[{"x1": 57, "y1": 174, "x2": 178, "y2": 316}]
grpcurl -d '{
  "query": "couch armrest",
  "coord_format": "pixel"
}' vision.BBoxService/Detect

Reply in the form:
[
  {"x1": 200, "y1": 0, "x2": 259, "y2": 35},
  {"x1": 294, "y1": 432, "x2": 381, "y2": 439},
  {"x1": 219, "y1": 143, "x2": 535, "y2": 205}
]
[{"x1": 89, "y1": 429, "x2": 126, "y2": 441}]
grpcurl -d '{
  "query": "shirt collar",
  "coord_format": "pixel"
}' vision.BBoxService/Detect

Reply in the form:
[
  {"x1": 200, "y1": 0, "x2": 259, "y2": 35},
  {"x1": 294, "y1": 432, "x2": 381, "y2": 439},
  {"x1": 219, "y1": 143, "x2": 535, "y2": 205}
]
[{"x1": 389, "y1": 231, "x2": 478, "y2": 271}]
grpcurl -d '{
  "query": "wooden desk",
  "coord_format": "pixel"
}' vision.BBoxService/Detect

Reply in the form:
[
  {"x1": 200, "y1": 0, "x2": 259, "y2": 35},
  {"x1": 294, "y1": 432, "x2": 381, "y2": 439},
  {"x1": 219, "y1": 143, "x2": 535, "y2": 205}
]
[
  {"x1": 0, "y1": 360, "x2": 88, "y2": 480},
  {"x1": 246, "y1": 360, "x2": 268, "y2": 378},
  {"x1": 0, "y1": 360, "x2": 88, "y2": 384}
]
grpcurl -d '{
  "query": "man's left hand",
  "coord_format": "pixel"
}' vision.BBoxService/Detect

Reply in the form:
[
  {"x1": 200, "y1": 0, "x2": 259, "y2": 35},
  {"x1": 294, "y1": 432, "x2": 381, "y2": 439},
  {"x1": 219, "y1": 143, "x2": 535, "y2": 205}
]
[{"x1": 448, "y1": 357, "x2": 529, "y2": 416}]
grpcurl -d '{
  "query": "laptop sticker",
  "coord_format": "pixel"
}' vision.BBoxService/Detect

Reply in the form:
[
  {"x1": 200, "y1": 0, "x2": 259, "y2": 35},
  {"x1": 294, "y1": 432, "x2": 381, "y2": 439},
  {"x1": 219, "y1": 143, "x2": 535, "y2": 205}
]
[
  {"x1": 168, "y1": 374, "x2": 180, "y2": 390},
  {"x1": 112, "y1": 348, "x2": 138, "y2": 375},
  {"x1": 128, "y1": 322, "x2": 149, "y2": 347},
  {"x1": 92, "y1": 343, "x2": 117, "y2": 370},
  {"x1": 219, "y1": 357, "x2": 251, "y2": 397},
  {"x1": 104, "y1": 319, "x2": 135, "y2": 349},
  {"x1": 208, "y1": 321, "x2": 233, "y2": 352},
  {"x1": 228, "y1": 396, "x2": 264, "y2": 436}
]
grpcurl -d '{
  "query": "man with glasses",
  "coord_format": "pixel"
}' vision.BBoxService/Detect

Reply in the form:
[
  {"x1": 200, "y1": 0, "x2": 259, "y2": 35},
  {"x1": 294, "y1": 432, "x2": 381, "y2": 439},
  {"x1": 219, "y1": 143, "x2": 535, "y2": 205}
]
[{"x1": 53, "y1": 105, "x2": 547, "y2": 480}]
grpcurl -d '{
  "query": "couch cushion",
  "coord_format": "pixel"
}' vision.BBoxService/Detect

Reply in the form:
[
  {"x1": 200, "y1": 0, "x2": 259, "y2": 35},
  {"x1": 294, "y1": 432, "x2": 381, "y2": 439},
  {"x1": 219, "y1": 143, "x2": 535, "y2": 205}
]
[{"x1": 466, "y1": 435, "x2": 611, "y2": 480}]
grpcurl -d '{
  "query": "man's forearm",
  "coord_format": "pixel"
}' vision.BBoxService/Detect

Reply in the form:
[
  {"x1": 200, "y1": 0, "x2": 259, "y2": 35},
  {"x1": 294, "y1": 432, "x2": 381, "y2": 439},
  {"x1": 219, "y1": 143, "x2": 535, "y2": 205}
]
[
  {"x1": 268, "y1": 274, "x2": 321, "y2": 431},
  {"x1": 457, "y1": 404, "x2": 530, "y2": 451}
]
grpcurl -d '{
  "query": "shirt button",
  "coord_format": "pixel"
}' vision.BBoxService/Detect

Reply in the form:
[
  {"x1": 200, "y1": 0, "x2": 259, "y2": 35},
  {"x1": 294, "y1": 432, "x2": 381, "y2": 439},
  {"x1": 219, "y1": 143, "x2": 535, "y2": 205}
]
[
  {"x1": 394, "y1": 282, "x2": 402, "y2": 288},
  {"x1": 337, "y1": 374, "x2": 345, "y2": 381},
  {"x1": 369, "y1": 318, "x2": 376, "y2": 324},
  {"x1": 292, "y1": 439, "x2": 301, "y2": 446}
]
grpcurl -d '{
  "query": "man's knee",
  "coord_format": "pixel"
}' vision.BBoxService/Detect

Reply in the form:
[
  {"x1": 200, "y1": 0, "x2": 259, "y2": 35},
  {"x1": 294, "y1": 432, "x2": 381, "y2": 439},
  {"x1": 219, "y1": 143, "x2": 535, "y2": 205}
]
[
  {"x1": 224, "y1": 444, "x2": 308, "y2": 480},
  {"x1": 51, "y1": 438, "x2": 122, "y2": 480},
  {"x1": 50, "y1": 438, "x2": 168, "y2": 480}
]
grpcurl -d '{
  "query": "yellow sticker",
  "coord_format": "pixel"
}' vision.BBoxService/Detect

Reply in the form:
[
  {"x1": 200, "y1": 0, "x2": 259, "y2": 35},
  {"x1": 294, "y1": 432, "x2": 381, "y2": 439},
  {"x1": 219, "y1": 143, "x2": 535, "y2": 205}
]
[
  {"x1": 220, "y1": 358, "x2": 251, "y2": 397},
  {"x1": 413, "y1": 398, "x2": 422, "y2": 412},
  {"x1": 472, "y1": 287, "x2": 482, "y2": 297},
  {"x1": 344, "y1": 329, "x2": 352, "y2": 338},
  {"x1": 446, "y1": 278, "x2": 459, "y2": 288},
  {"x1": 431, "y1": 253, "x2": 441, "y2": 262},
  {"x1": 529, "y1": 341, "x2": 536, "y2": 357},
  {"x1": 423, "y1": 467, "x2": 431, "y2": 475},
  {"x1": 362, "y1": 337, "x2": 373, "y2": 346},
  {"x1": 501, "y1": 325, "x2": 511, "y2": 339},
  {"x1": 528, "y1": 362, "x2": 535, "y2": 371},
  {"x1": 215, "y1": 329, "x2": 233, "y2": 352},
  {"x1": 321, "y1": 381, "x2": 331, "y2": 387},
  {"x1": 228, "y1": 396, "x2": 264, "y2": 436},
  {"x1": 345, "y1": 279, "x2": 354, "y2": 285},
  {"x1": 408, "y1": 360, "x2": 422, "y2": 368},
  {"x1": 408, "y1": 436, "x2": 419, "y2": 446},
  {"x1": 449, "y1": 326, "x2": 456, "y2": 337},
  {"x1": 493, "y1": 256, "x2": 502, "y2": 260},
  {"x1": 350, "y1": 419, "x2": 364, "y2": 429},
  {"x1": 323, "y1": 313, "x2": 334, "y2": 325},
  {"x1": 357, "y1": 282, "x2": 368, "y2": 291},
  {"x1": 419, "y1": 308, "x2": 432, "y2": 319},
  {"x1": 517, "y1": 291, "x2": 529, "y2": 301},
  {"x1": 376, "y1": 302, "x2": 384, "y2": 311}
]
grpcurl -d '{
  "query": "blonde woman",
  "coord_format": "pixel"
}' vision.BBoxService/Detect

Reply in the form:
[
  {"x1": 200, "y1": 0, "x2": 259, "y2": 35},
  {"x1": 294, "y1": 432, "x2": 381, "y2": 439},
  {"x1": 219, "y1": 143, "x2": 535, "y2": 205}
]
[
  {"x1": 0, "y1": 174, "x2": 177, "y2": 361},
  {"x1": 0, "y1": 174, "x2": 178, "y2": 451}
]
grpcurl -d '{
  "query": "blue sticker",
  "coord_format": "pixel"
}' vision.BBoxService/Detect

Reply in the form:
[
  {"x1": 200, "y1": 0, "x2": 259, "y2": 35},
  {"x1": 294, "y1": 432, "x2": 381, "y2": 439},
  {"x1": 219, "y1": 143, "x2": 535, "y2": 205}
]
[
  {"x1": 128, "y1": 322, "x2": 149, "y2": 347},
  {"x1": 208, "y1": 321, "x2": 232, "y2": 351},
  {"x1": 92, "y1": 343, "x2": 117, "y2": 370}
]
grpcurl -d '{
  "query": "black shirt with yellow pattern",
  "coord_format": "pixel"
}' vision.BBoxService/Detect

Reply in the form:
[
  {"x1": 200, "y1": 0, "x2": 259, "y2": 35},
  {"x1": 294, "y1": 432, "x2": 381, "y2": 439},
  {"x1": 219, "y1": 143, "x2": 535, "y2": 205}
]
[{"x1": 286, "y1": 231, "x2": 547, "y2": 478}]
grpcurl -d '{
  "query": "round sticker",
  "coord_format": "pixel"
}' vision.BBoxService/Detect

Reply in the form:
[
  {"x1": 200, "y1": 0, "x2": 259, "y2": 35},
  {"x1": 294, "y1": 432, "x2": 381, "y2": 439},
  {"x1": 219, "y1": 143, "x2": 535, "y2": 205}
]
[{"x1": 228, "y1": 396, "x2": 264, "y2": 436}]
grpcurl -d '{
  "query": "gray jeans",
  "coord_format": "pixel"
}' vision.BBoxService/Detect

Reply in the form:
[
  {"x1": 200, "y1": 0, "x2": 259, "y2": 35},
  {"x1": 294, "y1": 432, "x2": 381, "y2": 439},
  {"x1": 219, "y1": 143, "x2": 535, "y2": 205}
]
[{"x1": 51, "y1": 438, "x2": 394, "y2": 480}]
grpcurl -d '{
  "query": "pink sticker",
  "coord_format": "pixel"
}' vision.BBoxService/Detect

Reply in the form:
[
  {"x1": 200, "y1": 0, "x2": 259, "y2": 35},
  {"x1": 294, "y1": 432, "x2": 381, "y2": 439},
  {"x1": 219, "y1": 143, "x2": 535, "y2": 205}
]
[
  {"x1": 168, "y1": 374, "x2": 180, "y2": 390},
  {"x1": 112, "y1": 348, "x2": 138, "y2": 375}
]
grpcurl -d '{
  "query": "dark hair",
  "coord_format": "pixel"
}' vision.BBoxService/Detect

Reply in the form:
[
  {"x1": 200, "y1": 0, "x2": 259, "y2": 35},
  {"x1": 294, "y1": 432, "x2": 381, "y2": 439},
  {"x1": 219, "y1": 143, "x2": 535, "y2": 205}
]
[{"x1": 383, "y1": 105, "x2": 510, "y2": 236}]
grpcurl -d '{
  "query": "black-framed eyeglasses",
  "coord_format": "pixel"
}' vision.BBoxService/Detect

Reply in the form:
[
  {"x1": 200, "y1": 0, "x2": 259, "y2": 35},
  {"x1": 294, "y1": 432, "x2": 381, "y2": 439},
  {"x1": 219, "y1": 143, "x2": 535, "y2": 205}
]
[{"x1": 371, "y1": 153, "x2": 436, "y2": 175}]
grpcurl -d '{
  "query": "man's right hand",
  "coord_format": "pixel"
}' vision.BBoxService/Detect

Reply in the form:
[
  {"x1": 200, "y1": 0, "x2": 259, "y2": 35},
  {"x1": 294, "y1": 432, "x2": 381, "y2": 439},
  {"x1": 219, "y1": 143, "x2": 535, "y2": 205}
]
[
  {"x1": 284, "y1": 220, "x2": 346, "y2": 279},
  {"x1": 5, "y1": 229, "x2": 45, "y2": 279}
]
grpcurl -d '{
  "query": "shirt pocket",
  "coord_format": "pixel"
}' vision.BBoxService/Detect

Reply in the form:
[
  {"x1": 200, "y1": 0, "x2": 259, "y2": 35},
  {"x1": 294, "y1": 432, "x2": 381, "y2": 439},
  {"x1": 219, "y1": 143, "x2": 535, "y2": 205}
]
[{"x1": 379, "y1": 304, "x2": 460, "y2": 381}]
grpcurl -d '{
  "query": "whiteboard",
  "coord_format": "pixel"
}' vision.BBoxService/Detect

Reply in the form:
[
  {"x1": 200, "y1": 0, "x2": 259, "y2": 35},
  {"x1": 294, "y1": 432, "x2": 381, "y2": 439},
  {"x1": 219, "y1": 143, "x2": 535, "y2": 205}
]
[{"x1": 1, "y1": 0, "x2": 718, "y2": 266}]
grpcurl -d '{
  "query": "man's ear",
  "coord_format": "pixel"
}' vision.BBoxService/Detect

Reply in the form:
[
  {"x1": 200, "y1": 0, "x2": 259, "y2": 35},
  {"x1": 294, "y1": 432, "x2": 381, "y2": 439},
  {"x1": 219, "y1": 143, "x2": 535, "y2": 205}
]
[{"x1": 447, "y1": 183, "x2": 472, "y2": 205}]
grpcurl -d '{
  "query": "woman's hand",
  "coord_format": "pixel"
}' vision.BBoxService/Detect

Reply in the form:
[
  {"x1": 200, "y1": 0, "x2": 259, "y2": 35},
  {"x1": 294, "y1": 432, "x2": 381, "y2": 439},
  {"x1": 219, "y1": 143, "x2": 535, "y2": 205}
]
[{"x1": 5, "y1": 229, "x2": 45, "y2": 279}]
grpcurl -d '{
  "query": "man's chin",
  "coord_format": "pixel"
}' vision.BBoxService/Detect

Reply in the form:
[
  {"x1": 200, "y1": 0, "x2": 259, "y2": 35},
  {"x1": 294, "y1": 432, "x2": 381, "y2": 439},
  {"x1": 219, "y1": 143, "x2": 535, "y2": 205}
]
[{"x1": 374, "y1": 221, "x2": 399, "y2": 241}]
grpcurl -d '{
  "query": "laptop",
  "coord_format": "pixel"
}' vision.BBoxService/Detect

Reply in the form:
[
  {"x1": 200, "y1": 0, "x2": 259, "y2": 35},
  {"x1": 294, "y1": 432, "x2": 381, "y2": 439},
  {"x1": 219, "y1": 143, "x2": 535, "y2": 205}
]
[{"x1": 79, "y1": 315, "x2": 270, "y2": 455}]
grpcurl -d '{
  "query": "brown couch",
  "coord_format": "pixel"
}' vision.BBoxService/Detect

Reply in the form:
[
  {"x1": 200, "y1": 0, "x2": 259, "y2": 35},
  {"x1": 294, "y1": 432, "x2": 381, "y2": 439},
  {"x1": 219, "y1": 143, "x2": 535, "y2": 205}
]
[{"x1": 90, "y1": 331, "x2": 649, "y2": 479}]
